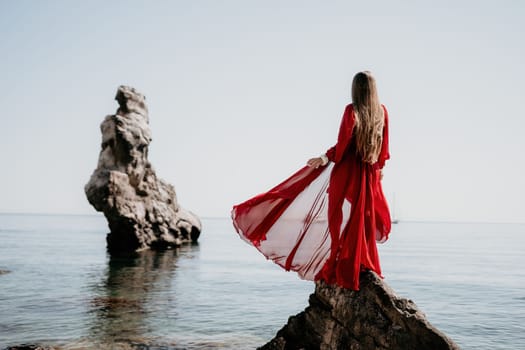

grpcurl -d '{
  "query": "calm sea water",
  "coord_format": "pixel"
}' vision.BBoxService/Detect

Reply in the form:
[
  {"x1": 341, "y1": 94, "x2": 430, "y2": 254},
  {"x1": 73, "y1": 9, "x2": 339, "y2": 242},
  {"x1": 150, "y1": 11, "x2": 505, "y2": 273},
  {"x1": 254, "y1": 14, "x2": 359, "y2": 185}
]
[{"x1": 0, "y1": 214, "x2": 524, "y2": 349}]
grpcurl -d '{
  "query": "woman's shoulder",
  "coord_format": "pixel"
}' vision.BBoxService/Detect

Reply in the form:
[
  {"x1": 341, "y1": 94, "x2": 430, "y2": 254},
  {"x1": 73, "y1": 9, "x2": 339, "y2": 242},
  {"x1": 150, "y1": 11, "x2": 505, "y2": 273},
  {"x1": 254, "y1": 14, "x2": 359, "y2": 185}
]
[
  {"x1": 343, "y1": 103, "x2": 354, "y2": 116},
  {"x1": 380, "y1": 103, "x2": 388, "y2": 115}
]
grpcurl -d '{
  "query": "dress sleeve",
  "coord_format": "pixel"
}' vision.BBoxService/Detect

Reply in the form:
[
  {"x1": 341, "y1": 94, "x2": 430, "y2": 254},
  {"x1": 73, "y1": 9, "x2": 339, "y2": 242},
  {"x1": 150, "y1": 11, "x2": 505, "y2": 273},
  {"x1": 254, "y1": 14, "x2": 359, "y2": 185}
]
[
  {"x1": 374, "y1": 105, "x2": 390, "y2": 170},
  {"x1": 325, "y1": 104, "x2": 355, "y2": 163},
  {"x1": 325, "y1": 145, "x2": 336, "y2": 161}
]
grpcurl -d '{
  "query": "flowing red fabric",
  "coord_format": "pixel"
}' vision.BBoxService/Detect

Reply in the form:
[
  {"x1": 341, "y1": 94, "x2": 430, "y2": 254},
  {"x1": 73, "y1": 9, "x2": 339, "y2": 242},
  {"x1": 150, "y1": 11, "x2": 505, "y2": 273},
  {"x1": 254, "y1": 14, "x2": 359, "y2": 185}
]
[{"x1": 232, "y1": 104, "x2": 391, "y2": 290}]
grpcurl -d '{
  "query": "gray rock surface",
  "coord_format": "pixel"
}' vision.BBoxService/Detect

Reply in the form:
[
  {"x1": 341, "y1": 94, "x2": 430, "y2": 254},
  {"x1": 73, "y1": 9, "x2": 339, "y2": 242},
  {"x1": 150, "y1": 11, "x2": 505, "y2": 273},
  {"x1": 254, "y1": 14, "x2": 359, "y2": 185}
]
[
  {"x1": 260, "y1": 271, "x2": 460, "y2": 350},
  {"x1": 85, "y1": 86, "x2": 201, "y2": 252},
  {"x1": 3, "y1": 346, "x2": 56, "y2": 350}
]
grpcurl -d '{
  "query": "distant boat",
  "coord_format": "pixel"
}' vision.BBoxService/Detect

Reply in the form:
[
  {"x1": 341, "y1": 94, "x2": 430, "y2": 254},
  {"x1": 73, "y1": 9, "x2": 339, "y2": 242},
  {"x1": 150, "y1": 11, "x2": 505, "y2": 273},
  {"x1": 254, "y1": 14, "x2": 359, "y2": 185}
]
[{"x1": 392, "y1": 193, "x2": 399, "y2": 224}]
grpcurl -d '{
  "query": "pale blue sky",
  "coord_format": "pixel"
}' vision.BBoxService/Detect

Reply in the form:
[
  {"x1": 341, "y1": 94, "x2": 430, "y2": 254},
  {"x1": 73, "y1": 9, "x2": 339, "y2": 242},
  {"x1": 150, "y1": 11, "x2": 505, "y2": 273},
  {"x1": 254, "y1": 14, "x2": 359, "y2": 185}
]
[{"x1": 0, "y1": 1, "x2": 523, "y2": 222}]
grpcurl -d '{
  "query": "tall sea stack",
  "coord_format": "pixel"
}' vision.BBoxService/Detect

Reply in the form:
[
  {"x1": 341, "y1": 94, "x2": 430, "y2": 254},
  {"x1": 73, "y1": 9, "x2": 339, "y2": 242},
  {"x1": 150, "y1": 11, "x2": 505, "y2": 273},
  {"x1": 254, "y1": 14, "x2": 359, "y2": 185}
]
[{"x1": 85, "y1": 86, "x2": 201, "y2": 252}]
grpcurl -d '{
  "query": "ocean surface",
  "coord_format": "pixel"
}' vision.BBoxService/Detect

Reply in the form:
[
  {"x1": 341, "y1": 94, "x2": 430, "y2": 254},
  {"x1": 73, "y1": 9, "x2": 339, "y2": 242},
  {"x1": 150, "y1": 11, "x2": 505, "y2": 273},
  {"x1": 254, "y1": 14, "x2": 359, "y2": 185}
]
[{"x1": 0, "y1": 214, "x2": 524, "y2": 350}]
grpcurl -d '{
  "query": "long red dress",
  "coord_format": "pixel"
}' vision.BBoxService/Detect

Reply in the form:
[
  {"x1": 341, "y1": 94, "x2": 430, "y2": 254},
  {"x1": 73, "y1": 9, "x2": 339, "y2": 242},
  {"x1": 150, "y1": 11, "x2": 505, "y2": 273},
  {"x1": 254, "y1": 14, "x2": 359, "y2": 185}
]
[{"x1": 231, "y1": 104, "x2": 391, "y2": 290}]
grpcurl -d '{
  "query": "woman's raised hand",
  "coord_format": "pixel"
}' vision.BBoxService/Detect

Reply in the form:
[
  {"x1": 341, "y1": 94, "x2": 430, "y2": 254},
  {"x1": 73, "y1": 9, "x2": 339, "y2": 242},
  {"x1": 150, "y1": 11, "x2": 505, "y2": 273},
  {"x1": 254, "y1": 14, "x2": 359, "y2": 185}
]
[{"x1": 307, "y1": 157, "x2": 325, "y2": 169}]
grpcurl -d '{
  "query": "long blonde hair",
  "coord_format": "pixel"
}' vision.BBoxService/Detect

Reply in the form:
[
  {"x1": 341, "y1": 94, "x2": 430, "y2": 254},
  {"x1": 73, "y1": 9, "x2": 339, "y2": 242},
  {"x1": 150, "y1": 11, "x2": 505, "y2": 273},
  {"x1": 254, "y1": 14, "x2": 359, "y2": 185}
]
[{"x1": 351, "y1": 71, "x2": 384, "y2": 164}]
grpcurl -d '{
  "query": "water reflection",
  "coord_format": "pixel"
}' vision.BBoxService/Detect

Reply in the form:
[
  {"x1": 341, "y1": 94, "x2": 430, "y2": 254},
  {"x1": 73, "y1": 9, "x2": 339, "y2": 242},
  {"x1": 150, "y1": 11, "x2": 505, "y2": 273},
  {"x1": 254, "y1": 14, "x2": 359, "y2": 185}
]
[{"x1": 86, "y1": 245, "x2": 199, "y2": 347}]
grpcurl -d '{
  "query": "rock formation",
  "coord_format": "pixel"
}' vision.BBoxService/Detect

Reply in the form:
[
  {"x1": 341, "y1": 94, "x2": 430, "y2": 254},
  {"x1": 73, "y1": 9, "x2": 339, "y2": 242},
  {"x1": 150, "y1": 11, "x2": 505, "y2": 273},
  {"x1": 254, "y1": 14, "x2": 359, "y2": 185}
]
[
  {"x1": 3, "y1": 346, "x2": 56, "y2": 350},
  {"x1": 260, "y1": 271, "x2": 460, "y2": 350},
  {"x1": 85, "y1": 86, "x2": 201, "y2": 252}
]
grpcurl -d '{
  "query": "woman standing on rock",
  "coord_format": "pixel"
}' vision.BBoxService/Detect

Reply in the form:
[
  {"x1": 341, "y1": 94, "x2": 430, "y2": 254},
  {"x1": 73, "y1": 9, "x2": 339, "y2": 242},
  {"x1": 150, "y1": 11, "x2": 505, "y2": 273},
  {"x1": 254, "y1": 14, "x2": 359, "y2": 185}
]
[{"x1": 232, "y1": 71, "x2": 391, "y2": 290}]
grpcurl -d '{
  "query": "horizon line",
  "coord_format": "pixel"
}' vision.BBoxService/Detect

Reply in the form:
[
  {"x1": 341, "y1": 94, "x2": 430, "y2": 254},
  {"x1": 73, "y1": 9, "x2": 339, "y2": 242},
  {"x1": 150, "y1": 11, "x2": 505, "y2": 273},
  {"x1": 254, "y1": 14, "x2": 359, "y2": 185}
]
[{"x1": 0, "y1": 211, "x2": 523, "y2": 226}]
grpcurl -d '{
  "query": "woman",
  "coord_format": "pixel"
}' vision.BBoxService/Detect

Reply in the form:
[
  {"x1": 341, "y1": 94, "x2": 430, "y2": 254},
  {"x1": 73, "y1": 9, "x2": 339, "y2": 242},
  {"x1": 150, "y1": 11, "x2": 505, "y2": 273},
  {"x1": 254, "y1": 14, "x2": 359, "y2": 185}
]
[{"x1": 232, "y1": 71, "x2": 391, "y2": 290}]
